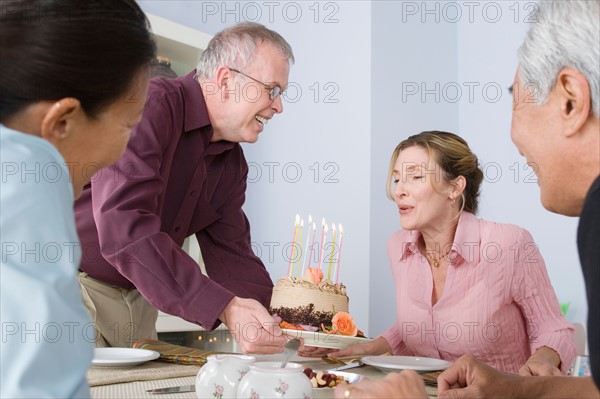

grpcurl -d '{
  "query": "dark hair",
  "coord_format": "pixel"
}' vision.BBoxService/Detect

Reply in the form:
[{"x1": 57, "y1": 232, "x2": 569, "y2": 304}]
[
  {"x1": 386, "y1": 131, "x2": 484, "y2": 214},
  {"x1": 0, "y1": 0, "x2": 156, "y2": 121}
]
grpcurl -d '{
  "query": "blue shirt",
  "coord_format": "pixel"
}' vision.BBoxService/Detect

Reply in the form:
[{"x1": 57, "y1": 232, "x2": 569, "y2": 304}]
[{"x1": 1, "y1": 125, "x2": 93, "y2": 398}]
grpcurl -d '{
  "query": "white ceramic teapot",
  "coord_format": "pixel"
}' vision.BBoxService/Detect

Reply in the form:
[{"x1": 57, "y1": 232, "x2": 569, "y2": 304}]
[
  {"x1": 195, "y1": 354, "x2": 255, "y2": 399},
  {"x1": 237, "y1": 361, "x2": 313, "y2": 399}
]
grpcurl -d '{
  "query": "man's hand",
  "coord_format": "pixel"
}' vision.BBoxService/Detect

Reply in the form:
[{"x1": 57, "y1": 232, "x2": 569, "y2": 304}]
[
  {"x1": 439, "y1": 355, "x2": 600, "y2": 399},
  {"x1": 220, "y1": 297, "x2": 286, "y2": 354},
  {"x1": 437, "y1": 355, "x2": 519, "y2": 399},
  {"x1": 519, "y1": 359, "x2": 562, "y2": 377},
  {"x1": 333, "y1": 370, "x2": 427, "y2": 399},
  {"x1": 518, "y1": 347, "x2": 562, "y2": 376}
]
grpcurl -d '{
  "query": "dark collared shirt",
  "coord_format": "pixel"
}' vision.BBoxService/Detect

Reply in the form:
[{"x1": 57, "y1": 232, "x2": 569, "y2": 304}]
[
  {"x1": 74, "y1": 71, "x2": 273, "y2": 330},
  {"x1": 578, "y1": 175, "x2": 600, "y2": 388}
]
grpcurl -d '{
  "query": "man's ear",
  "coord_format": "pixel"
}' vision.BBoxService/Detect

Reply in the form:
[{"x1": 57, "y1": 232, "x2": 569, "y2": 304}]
[
  {"x1": 214, "y1": 66, "x2": 232, "y2": 98},
  {"x1": 555, "y1": 68, "x2": 592, "y2": 137},
  {"x1": 39, "y1": 98, "x2": 82, "y2": 145}
]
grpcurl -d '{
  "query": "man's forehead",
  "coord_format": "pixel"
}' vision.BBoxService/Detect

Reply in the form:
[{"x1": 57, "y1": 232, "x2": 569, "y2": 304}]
[
  {"x1": 514, "y1": 67, "x2": 520, "y2": 80},
  {"x1": 247, "y1": 50, "x2": 289, "y2": 82},
  {"x1": 512, "y1": 69, "x2": 521, "y2": 89}
]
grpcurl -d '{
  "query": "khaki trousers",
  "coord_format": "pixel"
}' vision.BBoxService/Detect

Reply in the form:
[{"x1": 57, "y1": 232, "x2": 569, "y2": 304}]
[{"x1": 78, "y1": 272, "x2": 158, "y2": 348}]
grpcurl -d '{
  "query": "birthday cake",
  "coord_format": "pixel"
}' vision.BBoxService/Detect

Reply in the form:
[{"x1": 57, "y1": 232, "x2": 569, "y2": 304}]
[
  {"x1": 271, "y1": 215, "x2": 362, "y2": 337},
  {"x1": 270, "y1": 272, "x2": 349, "y2": 328}
]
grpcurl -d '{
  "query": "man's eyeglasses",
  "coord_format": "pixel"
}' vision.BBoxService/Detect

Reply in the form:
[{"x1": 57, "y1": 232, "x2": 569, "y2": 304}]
[{"x1": 228, "y1": 67, "x2": 283, "y2": 101}]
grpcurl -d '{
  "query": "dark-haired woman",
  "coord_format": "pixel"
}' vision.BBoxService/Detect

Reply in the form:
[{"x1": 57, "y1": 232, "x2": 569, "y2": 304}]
[
  {"x1": 333, "y1": 131, "x2": 575, "y2": 376},
  {"x1": 0, "y1": 1, "x2": 155, "y2": 396}
]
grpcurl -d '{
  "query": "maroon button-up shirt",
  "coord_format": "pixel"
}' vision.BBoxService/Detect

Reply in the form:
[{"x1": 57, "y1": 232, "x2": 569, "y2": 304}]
[{"x1": 74, "y1": 71, "x2": 273, "y2": 330}]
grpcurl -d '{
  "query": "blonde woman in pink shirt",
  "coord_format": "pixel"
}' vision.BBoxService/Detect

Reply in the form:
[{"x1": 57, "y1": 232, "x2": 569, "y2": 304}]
[{"x1": 334, "y1": 131, "x2": 575, "y2": 375}]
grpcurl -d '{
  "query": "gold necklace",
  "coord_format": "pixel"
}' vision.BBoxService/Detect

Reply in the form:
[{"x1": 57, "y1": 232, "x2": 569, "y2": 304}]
[{"x1": 426, "y1": 249, "x2": 451, "y2": 268}]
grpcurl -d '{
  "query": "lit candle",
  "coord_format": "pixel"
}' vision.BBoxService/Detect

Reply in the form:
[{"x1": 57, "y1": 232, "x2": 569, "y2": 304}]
[
  {"x1": 301, "y1": 215, "x2": 313, "y2": 276},
  {"x1": 287, "y1": 214, "x2": 300, "y2": 277},
  {"x1": 316, "y1": 218, "x2": 326, "y2": 270},
  {"x1": 335, "y1": 224, "x2": 344, "y2": 284},
  {"x1": 328, "y1": 224, "x2": 336, "y2": 281},
  {"x1": 296, "y1": 219, "x2": 304, "y2": 278},
  {"x1": 318, "y1": 222, "x2": 328, "y2": 271}
]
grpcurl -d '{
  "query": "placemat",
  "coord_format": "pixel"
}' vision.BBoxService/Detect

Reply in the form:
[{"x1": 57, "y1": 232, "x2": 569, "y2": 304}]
[
  {"x1": 88, "y1": 361, "x2": 200, "y2": 387},
  {"x1": 133, "y1": 339, "x2": 225, "y2": 366}
]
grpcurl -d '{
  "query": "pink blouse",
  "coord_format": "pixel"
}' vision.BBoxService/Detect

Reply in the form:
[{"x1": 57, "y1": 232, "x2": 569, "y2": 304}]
[{"x1": 381, "y1": 212, "x2": 575, "y2": 373}]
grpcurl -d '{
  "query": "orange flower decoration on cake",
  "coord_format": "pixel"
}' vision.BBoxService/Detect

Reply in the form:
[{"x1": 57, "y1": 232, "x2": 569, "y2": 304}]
[
  {"x1": 332, "y1": 311, "x2": 358, "y2": 336},
  {"x1": 305, "y1": 267, "x2": 324, "y2": 284}
]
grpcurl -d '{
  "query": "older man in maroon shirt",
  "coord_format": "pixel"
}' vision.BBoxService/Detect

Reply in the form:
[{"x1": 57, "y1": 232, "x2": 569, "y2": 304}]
[{"x1": 74, "y1": 22, "x2": 293, "y2": 354}]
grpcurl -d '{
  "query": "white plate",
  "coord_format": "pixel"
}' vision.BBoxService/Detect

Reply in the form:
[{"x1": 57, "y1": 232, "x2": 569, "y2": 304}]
[
  {"x1": 91, "y1": 347, "x2": 160, "y2": 368},
  {"x1": 282, "y1": 329, "x2": 371, "y2": 350},
  {"x1": 362, "y1": 355, "x2": 452, "y2": 373}
]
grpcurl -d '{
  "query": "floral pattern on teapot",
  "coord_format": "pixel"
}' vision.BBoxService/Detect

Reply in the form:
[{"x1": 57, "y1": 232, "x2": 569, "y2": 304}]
[
  {"x1": 237, "y1": 361, "x2": 313, "y2": 399},
  {"x1": 274, "y1": 380, "x2": 289, "y2": 396},
  {"x1": 212, "y1": 384, "x2": 224, "y2": 399},
  {"x1": 195, "y1": 354, "x2": 256, "y2": 399}
]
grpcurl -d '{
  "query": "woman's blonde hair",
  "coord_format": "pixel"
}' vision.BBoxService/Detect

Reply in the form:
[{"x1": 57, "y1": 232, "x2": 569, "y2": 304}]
[{"x1": 386, "y1": 131, "x2": 484, "y2": 214}]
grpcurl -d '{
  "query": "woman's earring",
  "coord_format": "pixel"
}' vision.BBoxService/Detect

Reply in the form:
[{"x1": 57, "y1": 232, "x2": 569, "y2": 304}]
[{"x1": 451, "y1": 198, "x2": 456, "y2": 206}]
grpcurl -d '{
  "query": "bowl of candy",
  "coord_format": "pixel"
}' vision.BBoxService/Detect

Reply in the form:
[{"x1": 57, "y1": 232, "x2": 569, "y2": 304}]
[{"x1": 303, "y1": 368, "x2": 363, "y2": 399}]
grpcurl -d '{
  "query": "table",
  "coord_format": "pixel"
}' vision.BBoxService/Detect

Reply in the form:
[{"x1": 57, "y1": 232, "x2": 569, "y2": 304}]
[
  {"x1": 90, "y1": 358, "x2": 437, "y2": 398},
  {"x1": 90, "y1": 358, "x2": 387, "y2": 399},
  {"x1": 91, "y1": 375, "x2": 197, "y2": 399}
]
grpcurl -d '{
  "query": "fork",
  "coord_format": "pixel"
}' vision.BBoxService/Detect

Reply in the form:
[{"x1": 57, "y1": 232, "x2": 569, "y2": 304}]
[
  {"x1": 321, "y1": 356, "x2": 361, "y2": 365},
  {"x1": 321, "y1": 351, "x2": 392, "y2": 365}
]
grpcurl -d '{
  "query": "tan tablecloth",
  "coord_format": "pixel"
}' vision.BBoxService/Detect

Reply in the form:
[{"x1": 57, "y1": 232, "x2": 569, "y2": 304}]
[{"x1": 91, "y1": 375, "x2": 197, "y2": 399}]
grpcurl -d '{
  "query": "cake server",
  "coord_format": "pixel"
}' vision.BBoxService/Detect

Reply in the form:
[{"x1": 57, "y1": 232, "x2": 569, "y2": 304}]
[
  {"x1": 280, "y1": 338, "x2": 301, "y2": 368},
  {"x1": 146, "y1": 384, "x2": 195, "y2": 394}
]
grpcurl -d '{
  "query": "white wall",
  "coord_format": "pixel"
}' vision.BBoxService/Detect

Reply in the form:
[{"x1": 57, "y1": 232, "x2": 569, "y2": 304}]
[
  {"x1": 370, "y1": 0, "x2": 460, "y2": 336},
  {"x1": 140, "y1": 0, "x2": 587, "y2": 337},
  {"x1": 139, "y1": 0, "x2": 373, "y2": 333},
  {"x1": 455, "y1": 1, "x2": 586, "y2": 325}
]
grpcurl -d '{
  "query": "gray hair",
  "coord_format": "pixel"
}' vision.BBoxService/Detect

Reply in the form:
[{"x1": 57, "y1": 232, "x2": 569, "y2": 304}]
[
  {"x1": 518, "y1": 0, "x2": 599, "y2": 117},
  {"x1": 196, "y1": 22, "x2": 294, "y2": 80}
]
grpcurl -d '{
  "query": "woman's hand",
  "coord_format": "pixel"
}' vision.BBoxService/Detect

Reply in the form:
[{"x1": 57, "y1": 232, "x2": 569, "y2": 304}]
[
  {"x1": 297, "y1": 345, "x2": 335, "y2": 357},
  {"x1": 518, "y1": 347, "x2": 563, "y2": 376},
  {"x1": 329, "y1": 336, "x2": 391, "y2": 358}
]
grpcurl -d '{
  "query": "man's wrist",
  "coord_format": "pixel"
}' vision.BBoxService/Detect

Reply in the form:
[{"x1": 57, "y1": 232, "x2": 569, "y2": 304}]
[{"x1": 219, "y1": 296, "x2": 239, "y2": 326}]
